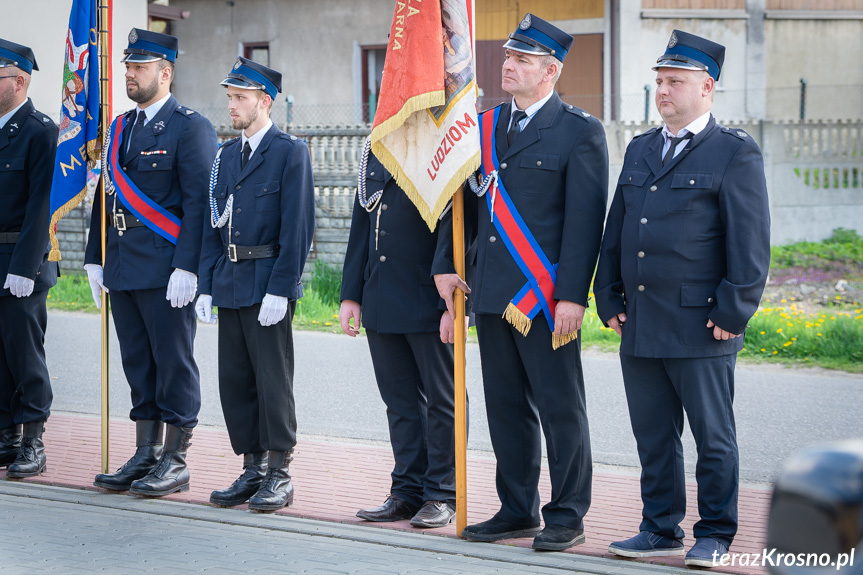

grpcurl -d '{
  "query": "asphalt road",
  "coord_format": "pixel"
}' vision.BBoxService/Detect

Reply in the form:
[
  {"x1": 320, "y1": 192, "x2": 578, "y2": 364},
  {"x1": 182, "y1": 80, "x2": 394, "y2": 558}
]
[{"x1": 43, "y1": 310, "x2": 863, "y2": 484}]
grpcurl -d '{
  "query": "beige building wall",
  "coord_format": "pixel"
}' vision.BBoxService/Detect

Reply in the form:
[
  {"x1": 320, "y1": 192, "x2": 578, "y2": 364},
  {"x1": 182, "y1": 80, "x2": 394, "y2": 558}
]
[{"x1": 0, "y1": 0, "x2": 148, "y2": 121}]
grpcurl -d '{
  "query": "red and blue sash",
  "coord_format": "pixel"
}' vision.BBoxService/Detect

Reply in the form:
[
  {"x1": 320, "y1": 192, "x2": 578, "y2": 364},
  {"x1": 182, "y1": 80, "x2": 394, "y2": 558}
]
[
  {"x1": 107, "y1": 114, "x2": 181, "y2": 244},
  {"x1": 479, "y1": 107, "x2": 575, "y2": 349}
]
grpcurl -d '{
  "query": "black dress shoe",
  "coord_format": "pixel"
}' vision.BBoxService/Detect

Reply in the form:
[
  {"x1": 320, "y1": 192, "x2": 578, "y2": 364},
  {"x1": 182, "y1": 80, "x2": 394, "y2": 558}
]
[
  {"x1": 0, "y1": 425, "x2": 22, "y2": 468},
  {"x1": 532, "y1": 524, "x2": 585, "y2": 551},
  {"x1": 410, "y1": 501, "x2": 455, "y2": 528},
  {"x1": 356, "y1": 494, "x2": 420, "y2": 522},
  {"x1": 461, "y1": 515, "x2": 541, "y2": 542},
  {"x1": 210, "y1": 452, "x2": 267, "y2": 507},
  {"x1": 6, "y1": 422, "x2": 47, "y2": 478},
  {"x1": 248, "y1": 450, "x2": 294, "y2": 512}
]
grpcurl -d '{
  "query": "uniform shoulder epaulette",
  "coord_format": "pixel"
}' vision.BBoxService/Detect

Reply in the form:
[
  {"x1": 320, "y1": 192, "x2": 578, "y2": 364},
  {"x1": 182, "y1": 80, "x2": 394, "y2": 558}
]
[
  {"x1": 175, "y1": 105, "x2": 201, "y2": 118},
  {"x1": 278, "y1": 132, "x2": 300, "y2": 142},
  {"x1": 30, "y1": 110, "x2": 54, "y2": 125},
  {"x1": 721, "y1": 127, "x2": 750, "y2": 141},
  {"x1": 563, "y1": 103, "x2": 593, "y2": 121},
  {"x1": 631, "y1": 126, "x2": 661, "y2": 140},
  {"x1": 221, "y1": 136, "x2": 241, "y2": 148}
]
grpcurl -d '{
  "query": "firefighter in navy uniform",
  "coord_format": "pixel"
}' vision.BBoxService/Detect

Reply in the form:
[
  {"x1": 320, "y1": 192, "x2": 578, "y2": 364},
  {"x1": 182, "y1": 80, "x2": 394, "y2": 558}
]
[
  {"x1": 338, "y1": 148, "x2": 463, "y2": 529},
  {"x1": 594, "y1": 31, "x2": 770, "y2": 567},
  {"x1": 196, "y1": 58, "x2": 315, "y2": 513},
  {"x1": 84, "y1": 29, "x2": 218, "y2": 497},
  {"x1": 434, "y1": 14, "x2": 609, "y2": 551},
  {"x1": 0, "y1": 39, "x2": 58, "y2": 478}
]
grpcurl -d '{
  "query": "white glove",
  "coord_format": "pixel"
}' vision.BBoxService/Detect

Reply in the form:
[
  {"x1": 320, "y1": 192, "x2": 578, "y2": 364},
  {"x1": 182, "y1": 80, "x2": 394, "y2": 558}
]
[
  {"x1": 4, "y1": 273, "x2": 34, "y2": 298},
  {"x1": 258, "y1": 293, "x2": 288, "y2": 326},
  {"x1": 84, "y1": 263, "x2": 108, "y2": 309},
  {"x1": 195, "y1": 294, "x2": 217, "y2": 324},
  {"x1": 166, "y1": 268, "x2": 197, "y2": 308}
]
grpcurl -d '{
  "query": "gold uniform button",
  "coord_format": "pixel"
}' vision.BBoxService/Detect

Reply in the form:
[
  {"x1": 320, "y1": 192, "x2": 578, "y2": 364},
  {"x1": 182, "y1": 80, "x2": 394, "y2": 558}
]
[
  {"x1": 379, "y1": 255, "x2": 386, "y2": 262},
  {"x1": 640, "y1": 218, "x2": 648, "y2": 224},
  {"x1": 637, "y1": 251, "x2": 645, "y2": 258},
  {"x1": 650, "y1": 185, "x2": 657, "y2": 192},
  {"x1": 500, "y1": 162, "x2": 507, "y2": 169}
]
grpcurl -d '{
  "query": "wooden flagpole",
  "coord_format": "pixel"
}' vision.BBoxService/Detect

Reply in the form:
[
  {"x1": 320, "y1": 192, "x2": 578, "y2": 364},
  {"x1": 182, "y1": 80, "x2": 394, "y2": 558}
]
[
  {"x1": 98, "y1": 0, "x2": 112, "y2": 473},
  {"x1": 453, "y1": 185, "x2": 468, "y2": 535}
]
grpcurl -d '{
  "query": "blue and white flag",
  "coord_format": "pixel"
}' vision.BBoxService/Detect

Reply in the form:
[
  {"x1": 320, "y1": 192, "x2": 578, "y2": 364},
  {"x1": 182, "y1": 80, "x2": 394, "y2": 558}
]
[{"x1": 49, "y1": 0, "x2": 100, "y2": 261}]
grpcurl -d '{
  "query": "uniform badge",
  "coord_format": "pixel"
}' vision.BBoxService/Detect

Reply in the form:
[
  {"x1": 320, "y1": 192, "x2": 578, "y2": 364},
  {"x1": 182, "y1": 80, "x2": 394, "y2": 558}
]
[
  {"x1": 519, "y1": 14, "x2": 531, "y2": 30},
  {"x1": 233, "y1": 58, "x2": 242, "y2": 71},
  {"x1": 668, "y1": 31, "x2": 678, "y2": 48},
  {"x1": 185, "y1": 109, "x2": 194, "y2": 115},
  {"x1": 10, "y1": 123, "x2": 17, "y2": 129},
  {"x1": 153, "y1": 120, "x2": 166, "y2": 133},
  {"x1": 737, "y1": 130, "x2": 747, "y2": 138},
  {"x1": 129, "y1": 29, "x2": 138, "y2": 44},
  {"x1": 582, "y1": 111, "x2": 591, "y2": 117}
]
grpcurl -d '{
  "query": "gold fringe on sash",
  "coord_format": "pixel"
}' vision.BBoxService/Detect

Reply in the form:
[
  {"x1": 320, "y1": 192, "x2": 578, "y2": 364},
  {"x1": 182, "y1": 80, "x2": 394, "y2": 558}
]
[{"x1": 503, "y1": 302, "x2": 579, "y2": 350}]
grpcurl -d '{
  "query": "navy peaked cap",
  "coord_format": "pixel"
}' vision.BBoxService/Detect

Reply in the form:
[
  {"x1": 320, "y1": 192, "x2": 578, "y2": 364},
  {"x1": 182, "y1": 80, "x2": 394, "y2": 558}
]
[
  {"x1": 123, "y1": 28, "x2": 179, "y2": 63},
  {"x1": 221, "y1": 57, "x2": 282, "y2": 100},
  {"x1": 503, "y1": 13, "x2": 573, "y2": 63},
  {"x1": 654, "y1": 29, "x2": 725, "y2": 81},
  {"x1": 0, "y1": 38, "x2": 38, "y2": 73}
]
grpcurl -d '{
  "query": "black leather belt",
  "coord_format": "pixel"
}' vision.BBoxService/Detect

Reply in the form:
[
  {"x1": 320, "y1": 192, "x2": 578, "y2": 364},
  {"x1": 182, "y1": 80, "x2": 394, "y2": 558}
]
[
  {"x1": 110, "y1": 208, "x2": 182, "y2": 231},
  {"x1": 224, "y1": 243, "x2": 279, "y2": 262},
  {"x1": 0, "y1": 232, "x2": 20, "y2": 244}
]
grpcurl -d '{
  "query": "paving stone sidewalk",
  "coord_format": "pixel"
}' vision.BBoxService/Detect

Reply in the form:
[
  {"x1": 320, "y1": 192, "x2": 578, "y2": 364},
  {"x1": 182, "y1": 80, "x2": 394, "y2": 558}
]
[{"x1": 0, "y1": 413, "x2": 772, "y2": 574}]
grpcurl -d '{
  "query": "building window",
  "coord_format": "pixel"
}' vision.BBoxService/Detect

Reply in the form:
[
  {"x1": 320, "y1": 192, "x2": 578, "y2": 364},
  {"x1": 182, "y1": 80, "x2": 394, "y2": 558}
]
[
  {"x1": 361, "y1": 46, "x2": 387, "y2": 123},
  {"x1": 243, "y1": 43, "x2": 270, "y2": 66}
]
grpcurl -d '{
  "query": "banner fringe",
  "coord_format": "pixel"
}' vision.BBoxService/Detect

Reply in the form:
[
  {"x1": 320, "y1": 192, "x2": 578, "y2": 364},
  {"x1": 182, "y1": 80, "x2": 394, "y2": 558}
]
[
  {"x1": 370, "y1": 91, "x2": 445, "y2": 144},
  {"x1": 48, "y1": 187, "x2": 87, "y2": 262}
]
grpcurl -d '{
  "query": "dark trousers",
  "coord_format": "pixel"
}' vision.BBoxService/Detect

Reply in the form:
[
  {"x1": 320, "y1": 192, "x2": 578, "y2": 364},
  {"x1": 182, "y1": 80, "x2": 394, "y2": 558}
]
[
  {"x1": 0, "y1": 291, "x2": 52, "y2": 427},
  {"x1": 619, "y1": 353, "x2": 739, "y2": 547},
  {"x1": 366, "y1": 329, "x2": 459, "y2": 507},
  {"x1": 110, "y1": 287, "x2": 200, "y2": 428},
  {"x1": 218, "y1": 302, "x2": 296, "y2": 455},
  {"x1": 475, "y1": 313, "x2": 592, "y2": 529}
]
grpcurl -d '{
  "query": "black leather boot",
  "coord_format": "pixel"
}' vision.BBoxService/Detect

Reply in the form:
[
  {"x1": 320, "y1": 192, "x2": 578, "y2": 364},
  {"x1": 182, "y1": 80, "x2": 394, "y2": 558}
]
[
  {"x1": 94, "y1": 420, "x2": 163, "y2": 491},
  {"x1": 128, "y1": 424, "x2": 192, "y2": 497},
  {"x1": 210, "y1": 452, "x2": 268, "y2": 507},
  {"x1": 248, "y1": 450, "x2": 294, "y2": 512},
  {"x1": 0, "y1": 425, "x2": 22, "y2": 468},
  {"x1": 6, "y1": 422, "x2": 46, "y2": 478}
]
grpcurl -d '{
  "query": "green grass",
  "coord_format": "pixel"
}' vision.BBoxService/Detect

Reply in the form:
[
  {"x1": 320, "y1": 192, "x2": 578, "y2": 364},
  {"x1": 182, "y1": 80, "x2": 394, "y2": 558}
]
[
  {"x1": 47, "y1": 274, "x2": 96, "y2": 312},
  {"x1": 771, "y1": 227, "x2": 863, "y2": 271}
]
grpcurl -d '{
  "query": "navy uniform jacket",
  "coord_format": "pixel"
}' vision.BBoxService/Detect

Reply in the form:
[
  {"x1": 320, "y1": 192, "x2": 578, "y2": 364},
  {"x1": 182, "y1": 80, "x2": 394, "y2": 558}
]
[
  {"x1": 435, "y1": 93, "x2": 609, "y2": 313},
  {"x1": 594, "y1": 116, "x2": 770, "y2": 358},
  {"x1": 340, "y1": 153, "x2": 446, "y2": 334},
  {"x1": 0, "y1": 99, "x2": 59, "y2": 296},
  {"x1": 84, "y1": 95, "x2": 218, "y2": 290},
  {"x1": 199, "y1": 124, "x2": 315, "y2": 308}
]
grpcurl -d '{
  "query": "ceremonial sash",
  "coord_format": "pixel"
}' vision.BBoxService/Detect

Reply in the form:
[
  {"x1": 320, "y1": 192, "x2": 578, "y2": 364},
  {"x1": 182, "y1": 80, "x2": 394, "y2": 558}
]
[
  {"x1": 479, "y1": 107, "x2": 575, "y2": 349},
  {"x1": 106, "y1": 114, "x2": 181, "y2": 244}
]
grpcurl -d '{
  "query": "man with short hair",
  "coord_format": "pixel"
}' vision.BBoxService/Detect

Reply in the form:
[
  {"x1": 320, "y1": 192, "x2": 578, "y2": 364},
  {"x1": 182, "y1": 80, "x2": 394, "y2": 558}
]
[
  {"x1": 85, "y1": 28, "x2": 218, "y2": 497},
  {"x1": 0, "y1": 38, "x2": 59, "y2": 478},
  {"x1": 197, "y1": 57, "x2": 315, "y2": 513},
  {"x1": 434, "y1": 13, "x2": 608, "y2": 551},
  {"x1": 594, "y1": 30, "x2": 770, "y2": 567}
]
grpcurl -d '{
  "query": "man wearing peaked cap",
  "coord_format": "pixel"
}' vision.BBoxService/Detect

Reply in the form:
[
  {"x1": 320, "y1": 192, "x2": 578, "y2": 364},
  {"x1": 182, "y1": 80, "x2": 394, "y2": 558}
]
[
  {"x1": 197, "y1": 57, "x2": 315, "y2": 513},
  {"x1": 595, "y1": 30, "x2": 770, "y2": 568},
  {"x1": 0, "y1": 38, "x2": 59, "y2": 479},
  {"x1": 434, "y1": 13, "x2": 608, "y2": 550},
  {"x1": 85, "y1": 28, "x2": 218, "y2": 498}
]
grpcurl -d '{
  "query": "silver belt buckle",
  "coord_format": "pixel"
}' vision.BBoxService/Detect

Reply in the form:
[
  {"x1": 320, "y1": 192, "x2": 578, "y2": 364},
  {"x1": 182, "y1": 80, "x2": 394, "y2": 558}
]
[
  {"x1": 228, "y1": 243, "x2": 238, "y2": 262},
  {"x1": 114, "y1": 212, "x2": 127, "y2": 231}
]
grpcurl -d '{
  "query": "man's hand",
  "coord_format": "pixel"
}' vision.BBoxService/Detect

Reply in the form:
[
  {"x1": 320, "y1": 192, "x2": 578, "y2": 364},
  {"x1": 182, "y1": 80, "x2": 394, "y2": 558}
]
[
  {"x1": 439, "y1": 311, "x2": 470, "y2": 344},
  {"x1": 3, "y1": 273, "x2": 34, "y2": 298},
  {"x1": 553, "y1": 300, "x2": 586, "y2": 336},
  {"x1": 195, "y1": 294, "x2": 216, "y2": 324},
  {"x1": 433, "y1": 273, "x2": 470, "y2": 319},
  {"x1": 706, "y1": 319, "x2": 740, "y2": 341},
  {"x1": 339, "y1": 300, "x2": 362, "y2": 337},
  {"x1": 84, "y1": 263, "x2": 108, "y2": 309},
  {"x1": 607, "y1": 312, "x2": 627, "y2": 337},
  {"x1": 258, "y1": 293, "x2": 289, "y2": 326},
  {"x1": 166, "y1": 268, "x2": 198, "y2": 308}
]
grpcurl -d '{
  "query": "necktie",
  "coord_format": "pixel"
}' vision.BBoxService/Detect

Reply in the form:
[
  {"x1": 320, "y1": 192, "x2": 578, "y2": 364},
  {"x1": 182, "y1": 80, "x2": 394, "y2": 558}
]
[
  {"x1": 127, "y1": 110, "x2": 146, "y2": 153},
  {"x1": 507, "y1": 109, "x2": 527, "y2": 147},
  {"x1": 241, "y1": 141, "x2": 252, "y2": 169},
  {"x1": 662, "y1": 131, "x2": 693, "y2": 166}
]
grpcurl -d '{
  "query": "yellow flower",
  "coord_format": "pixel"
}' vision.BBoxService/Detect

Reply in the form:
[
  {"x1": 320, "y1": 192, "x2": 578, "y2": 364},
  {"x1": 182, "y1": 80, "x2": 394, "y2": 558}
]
[
  {"x1": 760, "y1": 348, "x2": 766, "y2": 352},
  {"x1": 324, "y1": 322, "x2": 332, "y2": 326},
  {"x1": 791, "y1": 337, "x2": 797, "y2": 341},
  {"x1": 776, "y1": 328, "x2": 783, "y2": 333},
  {"x1": 781, "y1": 299, "x2": 787, "y2": 303},
  {"x1": 817, "y1": 333, "x2": 822, "y2": 336},
  {"x1": 773, "y1": 350, "x2": 779, "y2": 354},
  {"x1": 759, "y1": 331, "x2": 766, "y2": 335},
  {"x1": 783, "y1": 341, "x2": 793, "y2": 347}
]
